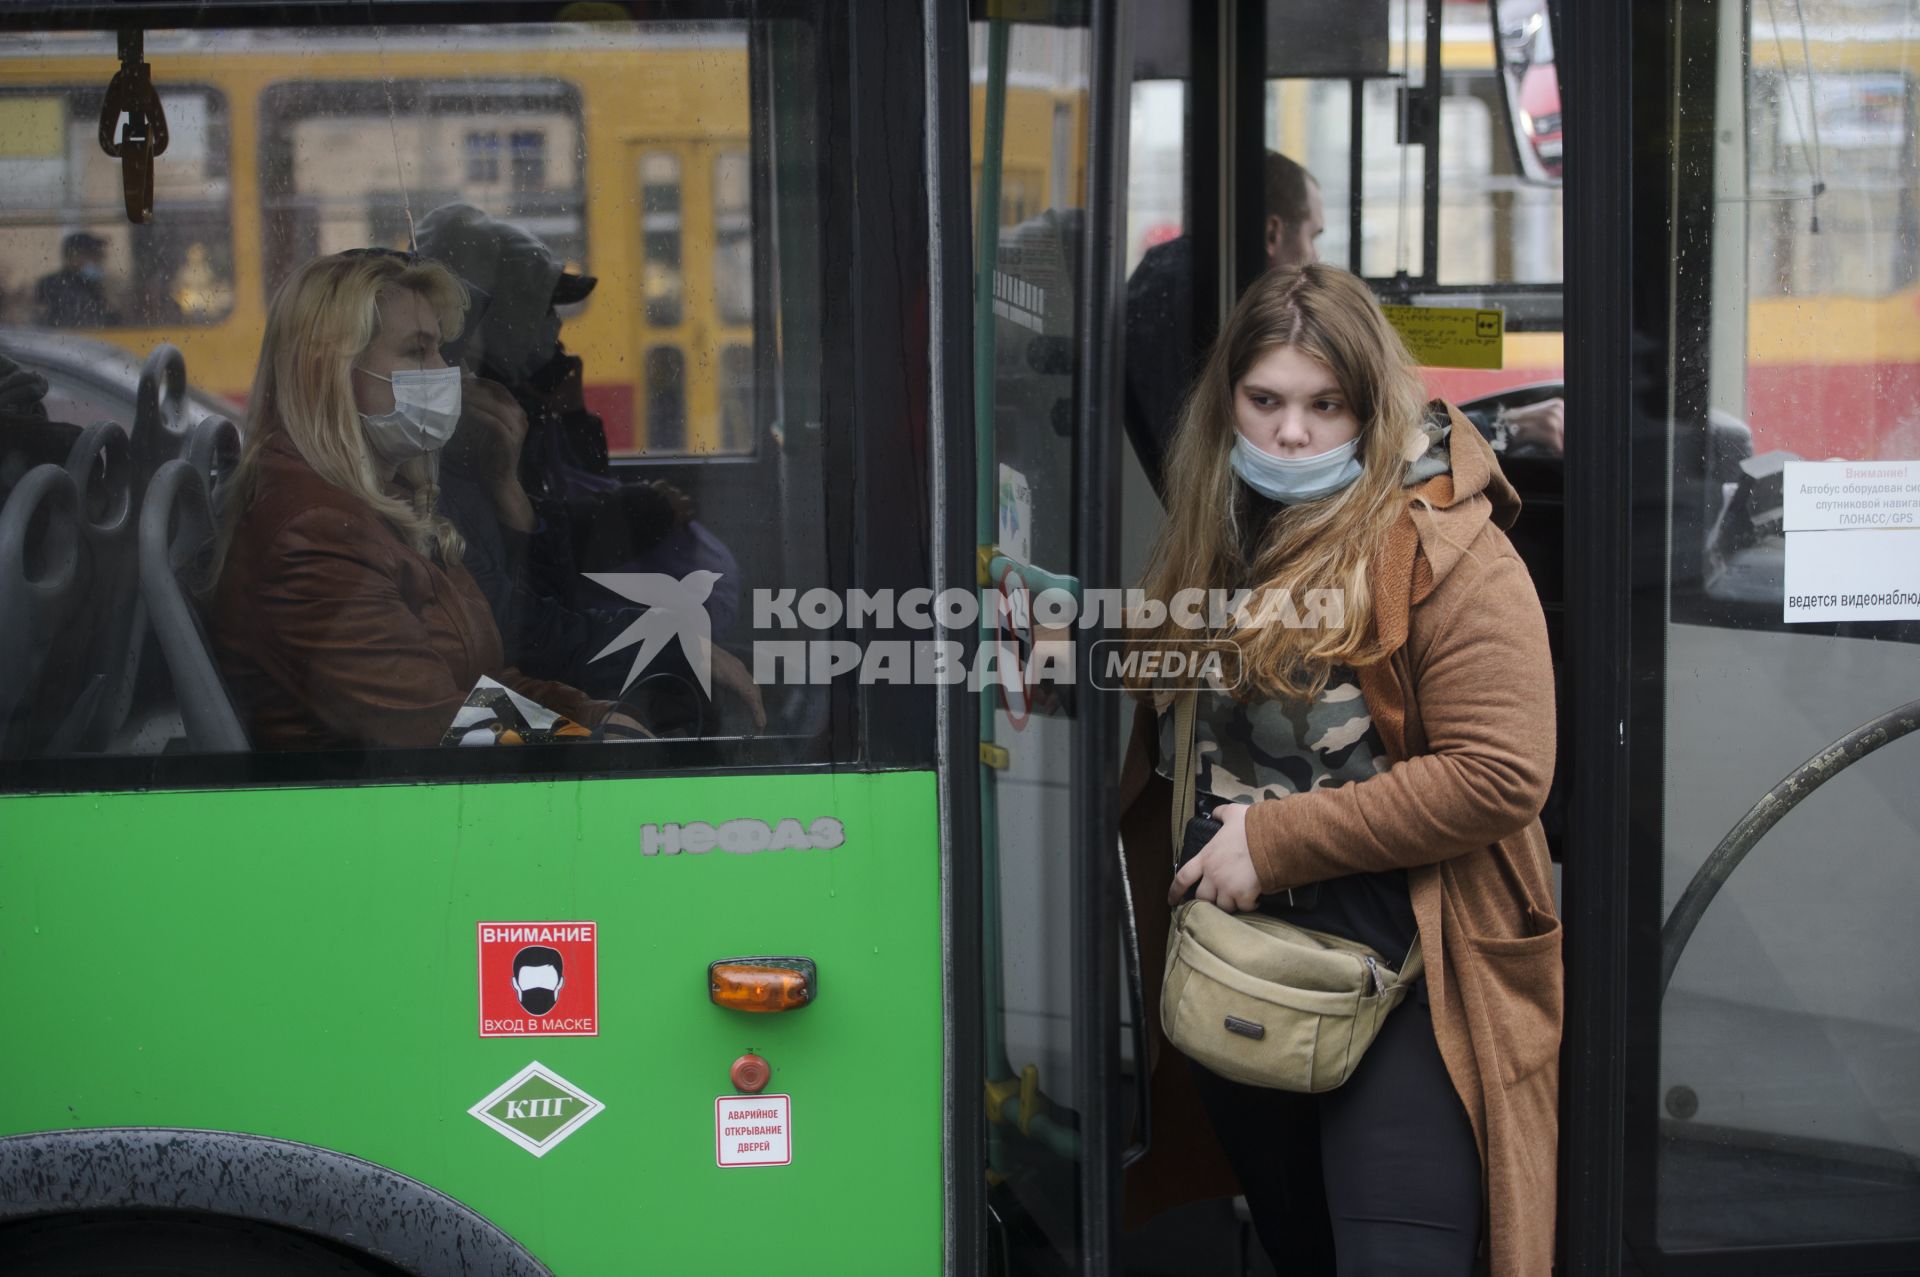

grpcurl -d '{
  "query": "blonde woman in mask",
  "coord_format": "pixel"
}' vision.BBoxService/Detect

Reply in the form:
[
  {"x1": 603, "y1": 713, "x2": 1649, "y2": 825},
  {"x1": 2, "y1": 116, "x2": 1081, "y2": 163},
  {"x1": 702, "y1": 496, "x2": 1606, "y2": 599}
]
[
  {"x1": 1118, "y1": 265, "x2": 1560, "y2": 1275},
  {"x1": 211, "y1": 250, "x2": 620, "y2": 749}
]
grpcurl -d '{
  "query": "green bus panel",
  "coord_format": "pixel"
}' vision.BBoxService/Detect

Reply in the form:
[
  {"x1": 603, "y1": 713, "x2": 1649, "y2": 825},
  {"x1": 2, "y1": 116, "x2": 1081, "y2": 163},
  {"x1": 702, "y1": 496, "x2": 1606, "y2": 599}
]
[{"x1": 0, "y1": 768, "x2": 943, "y2": 1275}]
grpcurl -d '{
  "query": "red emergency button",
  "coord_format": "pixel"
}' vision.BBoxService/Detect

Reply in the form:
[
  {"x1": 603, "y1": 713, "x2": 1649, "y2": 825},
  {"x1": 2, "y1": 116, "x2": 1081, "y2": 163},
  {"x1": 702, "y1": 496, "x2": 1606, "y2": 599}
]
[{"x1": 731, "y1": 1053, "x2": 772, "y2": 1094}]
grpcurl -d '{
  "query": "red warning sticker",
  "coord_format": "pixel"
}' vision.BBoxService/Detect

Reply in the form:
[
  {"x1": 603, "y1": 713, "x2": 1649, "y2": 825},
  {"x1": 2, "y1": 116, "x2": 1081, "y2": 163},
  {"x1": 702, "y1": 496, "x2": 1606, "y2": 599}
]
[{"x1": 477, "y1": 921, "x2": 598, "y2": 1038}]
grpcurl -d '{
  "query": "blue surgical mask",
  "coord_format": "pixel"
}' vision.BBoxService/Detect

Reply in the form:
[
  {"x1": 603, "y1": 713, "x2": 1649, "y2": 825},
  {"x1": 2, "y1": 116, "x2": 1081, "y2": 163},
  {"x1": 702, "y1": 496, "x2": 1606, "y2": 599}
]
[
  {"x1": 1230, "y1": 435, "x2": 1364, "y2": 504},
  {"x1": 78, "y1": 263, "x2": 104, "y2": 283}
]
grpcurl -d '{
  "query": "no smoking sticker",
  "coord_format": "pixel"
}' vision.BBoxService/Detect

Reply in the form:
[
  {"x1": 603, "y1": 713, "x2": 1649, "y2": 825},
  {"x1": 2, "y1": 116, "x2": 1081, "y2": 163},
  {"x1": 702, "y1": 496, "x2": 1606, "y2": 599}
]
[
  {"x1": 716, "y1": 1093, "x2": 792, "y2": 1167},
  {"x1": 477, "y1": 921, "x2": 598, "y2": 1037}
]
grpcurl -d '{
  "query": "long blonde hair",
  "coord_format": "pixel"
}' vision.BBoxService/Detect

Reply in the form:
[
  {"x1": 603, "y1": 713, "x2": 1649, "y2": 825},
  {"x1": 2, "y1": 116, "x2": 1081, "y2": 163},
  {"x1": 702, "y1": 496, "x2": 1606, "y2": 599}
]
[
  {"x1": 219, "y1": 251, "x2": 469, "y2": 571},
  {"x1": 1129, "y1": 264, "x2": 1429, "y2": 702}
]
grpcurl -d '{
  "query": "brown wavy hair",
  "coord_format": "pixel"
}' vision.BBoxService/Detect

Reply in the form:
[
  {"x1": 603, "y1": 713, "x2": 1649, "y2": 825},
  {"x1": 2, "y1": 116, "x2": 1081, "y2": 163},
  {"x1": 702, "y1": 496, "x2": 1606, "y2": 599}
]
[{"x1": 1127, "y1": 264, "x2": 1429, "y2": 703}]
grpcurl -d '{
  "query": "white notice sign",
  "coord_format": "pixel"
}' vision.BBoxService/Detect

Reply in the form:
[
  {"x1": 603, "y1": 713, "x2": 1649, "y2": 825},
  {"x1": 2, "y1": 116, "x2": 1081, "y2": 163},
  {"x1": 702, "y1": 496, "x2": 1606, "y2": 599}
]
[
  {"x1": 715, "y1": 1093, "x2": 792, "y2": 1168},
  {"x1": 1781, "y1": 460, "x2": 1920, "y2": 623}
]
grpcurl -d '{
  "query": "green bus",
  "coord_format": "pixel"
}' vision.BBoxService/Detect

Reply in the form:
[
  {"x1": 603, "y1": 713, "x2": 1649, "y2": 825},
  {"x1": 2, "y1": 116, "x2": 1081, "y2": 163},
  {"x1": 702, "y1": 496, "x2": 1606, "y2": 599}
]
[{"x1": 2, "y1": 1, "x2": 1916, "y2": 1274}]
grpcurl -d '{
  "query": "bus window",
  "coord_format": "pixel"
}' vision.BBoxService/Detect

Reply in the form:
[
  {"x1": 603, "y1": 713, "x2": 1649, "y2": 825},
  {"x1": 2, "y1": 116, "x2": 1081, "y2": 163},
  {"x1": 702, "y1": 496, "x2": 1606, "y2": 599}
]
[
  {"x1": 1436, "y1": 15, "x2": 1562, "y2": 287},
  {"x1": 713, "y1": 150, "x2": 751, "y2": 326},
  {"x1": 1125, "y1": 79, "x2": 1184, "y2": 272},
  {"x1": 1746, "y1": 65, "x2": 1920, "y2": 459},
  {"x1": 1268, "y1": 2, "x2": 1565, "y2": 404},
  {"x1": 639, "y1": 150, "x2": 683, "y2": 327},
  {"x1": 0, "y1": 17, "x2": 845, "y2": 777},
  {"x1": 259, "y1": 78, "x2": 586, "y2": 292},
  {"x1": 0, "y1": 85, "x2": 234, "y2": 331},
  {"x1": 645, "y1": 344, "x2": 687, "y2": 451},
  {"x1": 1646, "y1": 0, "x2": 1920, "y2": 1253},
  {"x1": 718, "y1": 342, "x2": 752, "y2": 452},
  {"x1": 463, "y1": 129, "x2": 500, "y2": 182},
  {"x1": 508, "y1": 128, "x2": 545, "y2": 192}
]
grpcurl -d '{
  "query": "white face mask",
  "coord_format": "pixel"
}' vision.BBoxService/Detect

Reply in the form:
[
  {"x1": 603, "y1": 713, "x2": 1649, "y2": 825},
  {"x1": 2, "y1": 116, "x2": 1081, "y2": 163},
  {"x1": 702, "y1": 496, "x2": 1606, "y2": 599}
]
[
  {"x1": 356, "y1": 365, "x2": 461, "y2": 466},
  {"x1": 1230, "y1": 434, "x2": 1364, "y2": 504}
]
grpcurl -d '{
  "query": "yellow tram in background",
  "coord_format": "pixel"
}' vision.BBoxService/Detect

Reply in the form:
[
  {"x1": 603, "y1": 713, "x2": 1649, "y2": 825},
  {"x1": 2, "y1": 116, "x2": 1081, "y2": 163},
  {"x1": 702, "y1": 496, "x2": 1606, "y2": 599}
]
[{"x1": 0, "y1": 25, "x2": 1087, "y2": 457}]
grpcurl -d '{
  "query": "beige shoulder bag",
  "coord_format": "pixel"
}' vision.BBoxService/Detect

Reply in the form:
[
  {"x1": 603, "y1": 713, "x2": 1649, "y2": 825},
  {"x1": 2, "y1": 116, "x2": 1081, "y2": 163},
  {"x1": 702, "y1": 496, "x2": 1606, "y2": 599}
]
[{"x1": 1160, "y1": 689, "x2": 1423, "y2": 1092}]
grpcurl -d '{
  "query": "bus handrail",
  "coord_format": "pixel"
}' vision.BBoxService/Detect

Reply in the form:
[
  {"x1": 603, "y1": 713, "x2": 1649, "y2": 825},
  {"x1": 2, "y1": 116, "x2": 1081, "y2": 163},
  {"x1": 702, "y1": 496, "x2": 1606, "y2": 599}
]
[{"x1": 1660, "y1": 696, "x2": 1920, "y2": 998}]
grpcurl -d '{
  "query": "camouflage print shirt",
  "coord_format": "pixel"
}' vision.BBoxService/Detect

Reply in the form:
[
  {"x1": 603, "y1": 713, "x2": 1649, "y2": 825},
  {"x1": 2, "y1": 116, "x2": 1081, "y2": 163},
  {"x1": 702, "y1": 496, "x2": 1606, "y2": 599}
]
[{"x1": 1153, "y1": 664, "x2": 1390, "y2": 803}]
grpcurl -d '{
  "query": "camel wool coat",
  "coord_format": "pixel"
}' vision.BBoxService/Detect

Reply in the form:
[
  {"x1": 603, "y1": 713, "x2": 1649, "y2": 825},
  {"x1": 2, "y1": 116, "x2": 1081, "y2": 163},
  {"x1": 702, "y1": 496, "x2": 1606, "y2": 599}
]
[{"x1": 1118, "y1": 410, "x2": 1561, "y2": 1276}]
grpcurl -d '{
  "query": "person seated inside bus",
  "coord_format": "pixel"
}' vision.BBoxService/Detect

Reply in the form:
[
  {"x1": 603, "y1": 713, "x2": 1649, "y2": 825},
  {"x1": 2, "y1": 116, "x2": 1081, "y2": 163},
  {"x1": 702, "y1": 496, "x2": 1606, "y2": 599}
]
[
  {"x1": 34, "y1": 231, "x2": 120, "y2": 329},
  {"x1": 1125, "y1": 151, "x2": 1325, "y2": 486},
  {"x1": 436, "y1": 369, "x2": 763, "y2": 729},
  {"x1": 413, "y1": 201, "x2": 738, "y2": 606},
  {"x1": 412, "y1": 202, "x2": 760, "y2": 726},
  {"x1": 207, "y1": 250, "x2": 640, "y2": 749}
]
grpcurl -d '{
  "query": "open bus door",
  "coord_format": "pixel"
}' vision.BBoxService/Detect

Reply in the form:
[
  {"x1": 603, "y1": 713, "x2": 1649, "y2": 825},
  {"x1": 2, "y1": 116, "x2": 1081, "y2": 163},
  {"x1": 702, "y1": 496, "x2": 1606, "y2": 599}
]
[
  {"x1": 958, "y1": 1, "x2": 1132, "y2": 1272},
  {"x1": 1102, "y1": 0, "x2": 1919, "y2": 1272}
]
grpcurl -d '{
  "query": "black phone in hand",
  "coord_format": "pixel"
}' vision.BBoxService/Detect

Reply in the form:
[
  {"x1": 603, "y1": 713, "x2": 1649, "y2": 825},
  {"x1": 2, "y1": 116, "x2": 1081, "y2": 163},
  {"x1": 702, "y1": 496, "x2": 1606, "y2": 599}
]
[
  {"x1": 1173, "y1": 805, "x2": 1320, "y2": 909},
  {"x1": 1174, "y1": 812, "x2": 1222, "y2": 903}
]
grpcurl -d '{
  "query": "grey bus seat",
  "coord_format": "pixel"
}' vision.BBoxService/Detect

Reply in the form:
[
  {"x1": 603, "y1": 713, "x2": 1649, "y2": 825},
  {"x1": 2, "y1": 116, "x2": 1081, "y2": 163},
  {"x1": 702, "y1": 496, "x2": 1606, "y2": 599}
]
[
  {"x1": 139, "y1": 459, "x2": 247, "y2": 753},
  {"x1": 71, "y1": 344, "x2": 211, "y2": 750},
  {"x1": 32, "y1": 420, "x2": 138, "y2": 753},
  {"x1": 131, "y1": 343, "x2": 195, "y2": 483},
  {"x1": 0, "y1": 464, "x2": 83, "y2": 755},
  {"x1": 183, "y1": 413, "x2": 241, "y2": 498}
]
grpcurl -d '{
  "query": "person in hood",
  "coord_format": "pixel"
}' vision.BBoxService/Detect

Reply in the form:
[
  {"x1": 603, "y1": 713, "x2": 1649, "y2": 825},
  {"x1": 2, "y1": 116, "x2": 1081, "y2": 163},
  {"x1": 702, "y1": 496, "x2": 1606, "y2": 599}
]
[
  {"x1": 208, "y1": 250, "x2": 639, "y2": 749},
  {"x1": 414, "y1": 204, "x2": 758, "y2": 729},
  {"x1": 1119, "y1": 264, "x2": 1560, "y2": 1275}
]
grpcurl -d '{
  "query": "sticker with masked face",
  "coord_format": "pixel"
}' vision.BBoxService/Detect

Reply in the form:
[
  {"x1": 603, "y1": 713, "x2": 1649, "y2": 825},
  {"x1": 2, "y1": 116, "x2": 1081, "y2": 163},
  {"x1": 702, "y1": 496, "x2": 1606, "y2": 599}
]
[{"x1": 477, "y1": 921, "x2": 599, "y2": 1037}]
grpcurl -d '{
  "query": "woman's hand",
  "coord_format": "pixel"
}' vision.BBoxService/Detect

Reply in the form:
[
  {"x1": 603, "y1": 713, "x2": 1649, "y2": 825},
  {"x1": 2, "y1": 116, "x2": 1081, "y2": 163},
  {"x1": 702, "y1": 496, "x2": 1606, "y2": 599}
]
[{"x1": 1167, "y1": 802, "x2": 1264, "y2": 913}]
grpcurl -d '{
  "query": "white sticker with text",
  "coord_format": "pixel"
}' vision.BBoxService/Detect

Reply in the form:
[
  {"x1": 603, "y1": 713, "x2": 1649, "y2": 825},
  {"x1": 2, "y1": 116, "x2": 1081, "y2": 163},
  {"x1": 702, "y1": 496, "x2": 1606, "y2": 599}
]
[{"x1": 716, "y1": 1093, "x2": 792, "y2": 1168}]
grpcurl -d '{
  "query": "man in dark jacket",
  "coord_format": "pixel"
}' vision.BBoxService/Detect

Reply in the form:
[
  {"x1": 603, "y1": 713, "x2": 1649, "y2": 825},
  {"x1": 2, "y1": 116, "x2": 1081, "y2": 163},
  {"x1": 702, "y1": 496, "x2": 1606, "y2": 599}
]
[
  {"x1": 1124, "y1": 152, "x2": 1323, "y2": 488},
  {"x1": 414, "y1": 205, "x2": 760, "y2": 729},
  {"x1": 34, "y1": 232, "x2": 119, "y2": 328}
]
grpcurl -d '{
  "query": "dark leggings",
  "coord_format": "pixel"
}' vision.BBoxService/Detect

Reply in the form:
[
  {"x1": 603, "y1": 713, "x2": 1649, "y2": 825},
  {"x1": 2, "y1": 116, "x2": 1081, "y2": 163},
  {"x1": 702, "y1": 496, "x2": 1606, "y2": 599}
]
[{"x1": 1185, "y1": 994, "x2": 1482, "y2": 1276}]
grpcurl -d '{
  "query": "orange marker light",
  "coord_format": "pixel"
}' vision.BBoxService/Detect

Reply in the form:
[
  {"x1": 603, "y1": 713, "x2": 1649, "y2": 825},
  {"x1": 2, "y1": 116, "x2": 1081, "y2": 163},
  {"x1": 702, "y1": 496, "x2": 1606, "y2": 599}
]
[{"x1": 709, "y1": 957, "x2": 817, "y2": 1012}]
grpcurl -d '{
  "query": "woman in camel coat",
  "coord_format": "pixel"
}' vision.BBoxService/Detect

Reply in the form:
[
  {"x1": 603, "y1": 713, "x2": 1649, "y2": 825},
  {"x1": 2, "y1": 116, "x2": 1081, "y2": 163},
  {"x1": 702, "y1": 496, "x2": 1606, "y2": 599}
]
[{"x1": 1120, "y1": 264, "x2": 1560, "y2": 1275}]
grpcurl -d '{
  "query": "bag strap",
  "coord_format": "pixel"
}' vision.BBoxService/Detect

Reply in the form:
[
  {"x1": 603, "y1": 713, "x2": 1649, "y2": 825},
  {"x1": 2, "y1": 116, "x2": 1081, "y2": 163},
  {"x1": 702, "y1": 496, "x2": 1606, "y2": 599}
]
[
  {"x1": 1393, "y1": 935, "x2": 1425, "y2": 989},
  {"x1": 1168, "y1": 689, "x2": 1198, "y2": 862}
]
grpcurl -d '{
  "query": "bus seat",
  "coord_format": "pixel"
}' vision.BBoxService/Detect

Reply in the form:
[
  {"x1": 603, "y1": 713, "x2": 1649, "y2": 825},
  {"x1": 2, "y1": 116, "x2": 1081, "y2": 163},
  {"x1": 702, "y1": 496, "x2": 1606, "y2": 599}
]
[
  {"x1": 69, "y1": 345, "x2": 211, "y2": 751},
  {"x1": 0, "y1": 464, "x2": 83, "y2": 755},
  {"x1": 131, "y1": 344, "x2": 195, "y2": 483},
  {"x1": 138, "y1": 459, "x2": 247, "y2": 753},
  {"x1": 31, "y1": 421, "x2": 141, "y2": 754},
  {"x1": 183, "y1": 414, "x2": 241, "y2": 501}
]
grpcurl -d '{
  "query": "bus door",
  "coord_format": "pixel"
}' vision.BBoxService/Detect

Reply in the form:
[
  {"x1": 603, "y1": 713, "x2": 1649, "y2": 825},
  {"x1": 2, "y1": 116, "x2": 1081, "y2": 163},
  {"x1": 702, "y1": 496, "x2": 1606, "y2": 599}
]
[
  {"x1": 964, "y1": 1, "x2": 1129, "y2": 1271},
  {"x1": 1109, "y1": 0, "x2": 1570, "y2": 1266}
]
